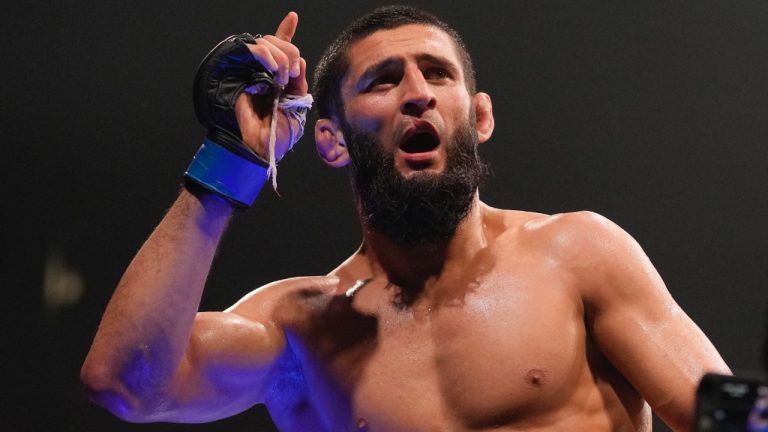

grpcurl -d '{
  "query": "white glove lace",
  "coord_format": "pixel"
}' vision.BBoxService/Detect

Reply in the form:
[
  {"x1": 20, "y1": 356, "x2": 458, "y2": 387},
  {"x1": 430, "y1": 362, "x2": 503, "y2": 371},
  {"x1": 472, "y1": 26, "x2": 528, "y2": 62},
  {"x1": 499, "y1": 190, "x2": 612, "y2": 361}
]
[
  {"x1": 244, "y1": 85, "x2": 313, "y2": 191},
  {"x1": 267, "y1": 90, "x2": 313, "y2": 191}
]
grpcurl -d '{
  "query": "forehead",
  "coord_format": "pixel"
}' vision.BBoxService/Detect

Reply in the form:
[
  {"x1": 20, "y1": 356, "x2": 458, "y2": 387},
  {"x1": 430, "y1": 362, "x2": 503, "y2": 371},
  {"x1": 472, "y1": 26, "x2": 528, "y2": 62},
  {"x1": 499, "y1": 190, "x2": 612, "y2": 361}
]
[{"x1": 343, "y1": 24, "x2": 463, "y2": 81}]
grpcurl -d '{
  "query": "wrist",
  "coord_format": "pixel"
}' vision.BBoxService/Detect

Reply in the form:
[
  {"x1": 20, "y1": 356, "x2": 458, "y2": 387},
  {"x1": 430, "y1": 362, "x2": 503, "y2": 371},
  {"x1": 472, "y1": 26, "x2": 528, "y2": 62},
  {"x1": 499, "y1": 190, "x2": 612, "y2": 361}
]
[
  {"x1": 184, "y1": 138, "x2": 268, "y2": 207},
  {"x1": 176, "y1": 185, "x2": 234, "y2": 236},
  {"x1": 182, "y1": 177, "x2": 237, "y2": 211}
]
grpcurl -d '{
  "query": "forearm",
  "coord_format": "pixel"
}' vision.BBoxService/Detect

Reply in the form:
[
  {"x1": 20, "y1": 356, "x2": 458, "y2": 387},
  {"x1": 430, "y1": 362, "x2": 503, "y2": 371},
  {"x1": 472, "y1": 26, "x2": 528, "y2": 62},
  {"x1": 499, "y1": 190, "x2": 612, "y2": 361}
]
[{"x1": 81, "y1": 187, "x2": 235, "y2": 417}]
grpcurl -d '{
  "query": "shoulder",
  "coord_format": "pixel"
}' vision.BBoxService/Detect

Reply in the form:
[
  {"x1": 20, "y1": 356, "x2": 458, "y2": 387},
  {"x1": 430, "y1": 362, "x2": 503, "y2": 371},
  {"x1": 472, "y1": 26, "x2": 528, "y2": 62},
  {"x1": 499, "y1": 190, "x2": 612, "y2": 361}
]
[
  {"x1": 516, "y1": 209, "x2": 619, "y2": 237},
  {"x1": 226, "y1": 275, "x2": 341, "y2": 323},
  {"x1": 515, "y1": 210, "x2": 642, "y2": 265},
  {"x1": 485, "y1": 206, "x2": 630, "y2": 253},
  {"x1": 512, "y1": 210, "x2": 666, "y2": 304},
  {"x1": 489, "y1": 207, "x2": 651, "y2": 285}
]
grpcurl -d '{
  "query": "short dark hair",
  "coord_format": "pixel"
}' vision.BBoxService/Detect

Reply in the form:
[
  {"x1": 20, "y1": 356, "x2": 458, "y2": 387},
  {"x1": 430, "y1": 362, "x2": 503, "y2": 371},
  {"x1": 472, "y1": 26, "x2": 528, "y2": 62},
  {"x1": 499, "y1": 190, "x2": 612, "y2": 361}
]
[{"x1": 312, "y1": 5, "x2": 477, "y2": 120}]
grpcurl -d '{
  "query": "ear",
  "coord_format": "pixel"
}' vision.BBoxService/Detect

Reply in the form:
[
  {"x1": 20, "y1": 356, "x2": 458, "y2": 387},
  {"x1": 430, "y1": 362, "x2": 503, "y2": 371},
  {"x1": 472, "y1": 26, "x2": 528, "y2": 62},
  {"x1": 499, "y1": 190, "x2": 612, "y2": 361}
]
[
  {"x1": 472, "y1": 92, "x2": 494, "y2": 144},
  {"x1": 314, "y1": 118, "x2": 350, "y2": 168}
]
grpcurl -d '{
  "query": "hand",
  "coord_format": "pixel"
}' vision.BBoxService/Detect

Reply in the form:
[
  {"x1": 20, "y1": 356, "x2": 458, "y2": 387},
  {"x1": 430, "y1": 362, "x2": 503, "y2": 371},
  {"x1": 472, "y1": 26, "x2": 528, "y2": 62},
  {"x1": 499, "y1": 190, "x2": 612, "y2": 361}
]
[
  {"x1": 193, "y1": 12, "x2": 308, "y2": 163},
  {"x1": 236, "y1": 12, "x2": 308, "y2": 162}
]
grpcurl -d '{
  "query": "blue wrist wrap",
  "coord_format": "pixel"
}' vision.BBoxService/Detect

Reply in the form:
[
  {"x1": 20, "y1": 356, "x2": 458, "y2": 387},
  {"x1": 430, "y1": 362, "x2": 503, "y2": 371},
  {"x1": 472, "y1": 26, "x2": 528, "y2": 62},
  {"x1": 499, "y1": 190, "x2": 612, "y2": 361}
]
[{"x1": 184, "y1": 138, "x2": 268, "y2": 207}]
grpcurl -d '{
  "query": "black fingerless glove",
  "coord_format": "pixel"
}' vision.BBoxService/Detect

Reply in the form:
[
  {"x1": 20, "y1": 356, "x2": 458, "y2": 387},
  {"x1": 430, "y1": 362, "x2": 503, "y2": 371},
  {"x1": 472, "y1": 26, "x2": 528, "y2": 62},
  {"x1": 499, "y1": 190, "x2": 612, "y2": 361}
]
[
  {"x1": 193, "y1": 32, "x2": 275, "y2": 163},
  {"x1": 184, "y1": 33, "x2": 275, "y2": 207}
]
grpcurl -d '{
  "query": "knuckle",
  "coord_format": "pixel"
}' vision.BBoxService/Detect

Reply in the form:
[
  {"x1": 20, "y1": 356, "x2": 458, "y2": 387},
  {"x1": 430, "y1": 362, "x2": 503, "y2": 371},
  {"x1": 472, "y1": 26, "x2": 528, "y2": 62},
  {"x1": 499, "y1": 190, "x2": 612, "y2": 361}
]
[
  {"x1": 249, "y1": 44, "x2": 269, "y2": 57},
  {"x1": 264, "y1": 35, "x2": 300, "y2": 59},
  {"x1": 253, "y1": 37, "x2": 272, "y2": 49},
  {"x1": 275, "y1": 51, "x2": 290, "y2": 68},
  {"x1": 286, "y1": 45, "x2": 300, "y2": 59}
]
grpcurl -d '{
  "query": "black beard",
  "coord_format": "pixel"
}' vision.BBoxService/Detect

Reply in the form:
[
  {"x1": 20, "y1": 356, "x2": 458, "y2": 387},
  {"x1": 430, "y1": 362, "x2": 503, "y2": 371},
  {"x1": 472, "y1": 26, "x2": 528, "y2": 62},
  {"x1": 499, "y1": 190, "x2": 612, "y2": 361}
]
[{"x1": 345, "y1": 119, "x2": 488, "y2": 247}]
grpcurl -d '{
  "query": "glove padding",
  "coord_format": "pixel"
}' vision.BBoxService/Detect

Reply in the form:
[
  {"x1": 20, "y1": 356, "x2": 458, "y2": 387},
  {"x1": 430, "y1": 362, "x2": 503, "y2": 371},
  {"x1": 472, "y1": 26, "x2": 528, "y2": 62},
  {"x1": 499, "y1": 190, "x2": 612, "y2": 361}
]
[{"x1": 193, "y1": 33, "x2": 274, "y2": 165}]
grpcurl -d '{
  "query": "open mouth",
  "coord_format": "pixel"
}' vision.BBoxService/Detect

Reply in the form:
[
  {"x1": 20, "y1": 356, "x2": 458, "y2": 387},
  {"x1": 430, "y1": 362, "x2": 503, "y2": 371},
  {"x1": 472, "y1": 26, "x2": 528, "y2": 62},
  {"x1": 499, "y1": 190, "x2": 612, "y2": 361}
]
[{"x1": 400, "y1": 131, "x2": 439, "y2": 154}]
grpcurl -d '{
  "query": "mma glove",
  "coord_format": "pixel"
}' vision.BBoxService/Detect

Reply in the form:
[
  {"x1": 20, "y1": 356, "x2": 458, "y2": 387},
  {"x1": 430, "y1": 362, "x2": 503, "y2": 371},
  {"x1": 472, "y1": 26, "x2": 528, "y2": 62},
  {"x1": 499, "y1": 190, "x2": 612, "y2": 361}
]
[{"x1": 185, "y1": 33, "x2": 274, "y2": 207}]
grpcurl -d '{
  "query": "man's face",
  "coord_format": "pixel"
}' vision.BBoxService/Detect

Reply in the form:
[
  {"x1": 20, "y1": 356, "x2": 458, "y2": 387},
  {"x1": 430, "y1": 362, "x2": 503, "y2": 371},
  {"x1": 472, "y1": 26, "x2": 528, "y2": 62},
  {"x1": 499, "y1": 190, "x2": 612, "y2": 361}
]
[
  {"x1": 339, "y1": 24, "x2": 475, "y2": 178},
  {"x1": 336, "y1": 25, "x2": 487, "y2": 246}
]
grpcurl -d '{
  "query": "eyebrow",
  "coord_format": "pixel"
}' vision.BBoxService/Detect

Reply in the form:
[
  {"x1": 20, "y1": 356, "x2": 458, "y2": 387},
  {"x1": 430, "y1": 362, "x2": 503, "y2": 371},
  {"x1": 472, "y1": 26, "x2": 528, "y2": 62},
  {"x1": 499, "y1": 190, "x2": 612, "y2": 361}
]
[{"x1": 355, "y1": 53, "x2": 459, "y2": 90}]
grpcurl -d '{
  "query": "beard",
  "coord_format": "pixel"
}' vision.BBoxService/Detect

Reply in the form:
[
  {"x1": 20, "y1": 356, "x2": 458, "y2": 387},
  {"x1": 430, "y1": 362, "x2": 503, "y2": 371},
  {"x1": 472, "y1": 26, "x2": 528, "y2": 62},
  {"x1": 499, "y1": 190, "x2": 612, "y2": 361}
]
[{"x1": 344, "y1": 117, "x2": 488, "y2": 247}]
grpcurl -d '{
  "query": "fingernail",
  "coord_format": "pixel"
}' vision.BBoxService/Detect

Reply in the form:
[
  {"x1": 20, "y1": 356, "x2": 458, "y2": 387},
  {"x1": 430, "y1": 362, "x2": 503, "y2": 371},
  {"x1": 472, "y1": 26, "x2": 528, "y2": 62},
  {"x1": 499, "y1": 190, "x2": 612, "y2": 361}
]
[{"x1": 291, "y1": 60, "x2": 300, "y2": 76}]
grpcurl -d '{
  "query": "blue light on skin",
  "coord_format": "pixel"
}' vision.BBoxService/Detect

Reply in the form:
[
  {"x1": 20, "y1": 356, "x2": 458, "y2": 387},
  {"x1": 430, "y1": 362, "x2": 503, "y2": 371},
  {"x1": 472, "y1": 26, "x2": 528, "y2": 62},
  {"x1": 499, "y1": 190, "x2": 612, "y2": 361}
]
[
  {"x1": 89, "y1": 389, "x2": 134, "y2": 419},
  {"x1": 82, "y1": 349, "x2": 153, "y2": 420},
  {"x1": 262, "y1": 337, "x2": 332, "y2": 430}
]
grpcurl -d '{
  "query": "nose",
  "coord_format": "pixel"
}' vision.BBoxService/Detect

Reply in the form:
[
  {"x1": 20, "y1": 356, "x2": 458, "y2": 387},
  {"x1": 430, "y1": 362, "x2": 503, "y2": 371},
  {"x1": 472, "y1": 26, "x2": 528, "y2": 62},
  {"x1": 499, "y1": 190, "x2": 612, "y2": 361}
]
[{"x1": 399, "y1": 68, "x2": 436, "y2": 117}]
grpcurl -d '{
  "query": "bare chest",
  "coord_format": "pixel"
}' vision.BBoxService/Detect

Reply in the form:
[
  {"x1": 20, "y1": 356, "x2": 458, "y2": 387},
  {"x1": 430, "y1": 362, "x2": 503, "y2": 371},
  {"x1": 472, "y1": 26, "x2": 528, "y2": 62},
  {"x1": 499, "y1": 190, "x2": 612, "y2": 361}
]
[{"x1": 274, "y1": 267, "x2": 590, "y2": 430}]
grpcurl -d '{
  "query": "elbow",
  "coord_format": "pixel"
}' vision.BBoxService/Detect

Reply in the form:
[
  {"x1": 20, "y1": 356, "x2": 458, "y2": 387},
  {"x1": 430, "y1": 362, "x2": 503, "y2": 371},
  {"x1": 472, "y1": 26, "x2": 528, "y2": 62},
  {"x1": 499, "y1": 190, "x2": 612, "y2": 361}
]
[
  {"x1": 80, "y1": 361, "x2": 135, "y2": 421},
  {"x1": 80, "y1": 360, "x2": 159, "y2": 423}
]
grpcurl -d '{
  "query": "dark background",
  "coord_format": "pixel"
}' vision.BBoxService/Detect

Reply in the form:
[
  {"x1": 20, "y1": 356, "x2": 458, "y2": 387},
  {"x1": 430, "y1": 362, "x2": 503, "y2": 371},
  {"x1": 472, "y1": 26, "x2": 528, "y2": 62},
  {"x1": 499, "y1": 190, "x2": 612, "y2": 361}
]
[{"x1": 2, "y1": 0, "x2": 766, "y2": 430}]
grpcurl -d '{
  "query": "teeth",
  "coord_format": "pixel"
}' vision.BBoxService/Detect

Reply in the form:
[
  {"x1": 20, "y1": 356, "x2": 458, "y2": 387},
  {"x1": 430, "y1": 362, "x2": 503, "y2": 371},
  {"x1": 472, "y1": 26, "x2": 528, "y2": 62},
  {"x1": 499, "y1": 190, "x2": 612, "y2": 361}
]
[{"x1": 401, "y1": 132, "x2": 438, "y2": 153}]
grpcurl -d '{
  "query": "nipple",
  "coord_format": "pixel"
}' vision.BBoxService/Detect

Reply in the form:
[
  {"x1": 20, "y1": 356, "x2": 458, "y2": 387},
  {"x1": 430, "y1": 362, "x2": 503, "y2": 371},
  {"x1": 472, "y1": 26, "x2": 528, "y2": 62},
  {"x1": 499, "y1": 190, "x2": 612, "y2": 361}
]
[{"x1": 525, "y1": 368, "x2": 547, "y2": 387}]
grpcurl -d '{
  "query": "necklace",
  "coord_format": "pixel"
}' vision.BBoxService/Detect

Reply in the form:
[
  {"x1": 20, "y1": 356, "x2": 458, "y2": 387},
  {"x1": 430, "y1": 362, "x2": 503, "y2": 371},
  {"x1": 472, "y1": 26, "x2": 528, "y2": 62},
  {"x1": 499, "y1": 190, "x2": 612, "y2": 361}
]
[{"x1": 345, "y1": 278, "x2": 372, "y2": 297}]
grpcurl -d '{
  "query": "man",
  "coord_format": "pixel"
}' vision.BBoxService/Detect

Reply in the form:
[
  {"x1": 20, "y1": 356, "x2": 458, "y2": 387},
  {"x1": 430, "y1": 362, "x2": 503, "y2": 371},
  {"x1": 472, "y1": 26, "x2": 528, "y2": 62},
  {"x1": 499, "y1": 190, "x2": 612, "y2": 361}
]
[{"x1": 81, "y1": 6, "x2": 730, "y2": 431}]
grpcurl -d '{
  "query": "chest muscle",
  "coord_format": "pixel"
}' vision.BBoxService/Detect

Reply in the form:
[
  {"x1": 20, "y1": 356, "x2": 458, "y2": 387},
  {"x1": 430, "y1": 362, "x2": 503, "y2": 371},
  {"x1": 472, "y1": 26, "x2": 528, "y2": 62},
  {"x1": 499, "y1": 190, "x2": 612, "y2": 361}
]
[{"x1": 282, "y1": 270, "x2": 587, "y2": 429}]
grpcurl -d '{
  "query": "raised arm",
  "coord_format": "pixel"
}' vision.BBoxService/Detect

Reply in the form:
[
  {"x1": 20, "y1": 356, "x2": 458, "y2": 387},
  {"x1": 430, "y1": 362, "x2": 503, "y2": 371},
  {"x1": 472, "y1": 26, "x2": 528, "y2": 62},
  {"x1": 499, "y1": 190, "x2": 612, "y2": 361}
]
[
  {"x1": 81, "y1": 12, "x2": 318, "y2": 423},
  {"x1": 562, "y1": 211, "x2": 730, "y2": 432}
]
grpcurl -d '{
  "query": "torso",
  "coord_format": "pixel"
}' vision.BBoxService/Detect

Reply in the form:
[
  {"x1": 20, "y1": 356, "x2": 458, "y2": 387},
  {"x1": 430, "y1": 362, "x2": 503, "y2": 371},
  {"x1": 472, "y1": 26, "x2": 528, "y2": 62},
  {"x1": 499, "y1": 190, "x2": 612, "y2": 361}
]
[{"x1": 260, "y1": 207, "x2": 651, "y2": 431}]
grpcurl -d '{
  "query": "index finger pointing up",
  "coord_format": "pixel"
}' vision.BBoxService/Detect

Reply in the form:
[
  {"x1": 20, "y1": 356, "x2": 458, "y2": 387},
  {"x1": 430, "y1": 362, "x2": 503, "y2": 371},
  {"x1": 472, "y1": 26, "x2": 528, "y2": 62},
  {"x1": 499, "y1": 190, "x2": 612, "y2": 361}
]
[{"x1": 275, "y1": 11, "x2": 298, "y2": 42}]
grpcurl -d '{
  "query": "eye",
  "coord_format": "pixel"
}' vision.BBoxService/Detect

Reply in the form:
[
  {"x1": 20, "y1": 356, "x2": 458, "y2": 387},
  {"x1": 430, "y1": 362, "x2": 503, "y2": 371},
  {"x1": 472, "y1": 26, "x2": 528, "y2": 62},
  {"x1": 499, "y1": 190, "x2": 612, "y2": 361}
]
[
  {"x1": 366, "y1": 74, "x2": 398, "y2": 91},
  {"x1": 425, "y1": 67, "x2": 450, "y2": 81}
]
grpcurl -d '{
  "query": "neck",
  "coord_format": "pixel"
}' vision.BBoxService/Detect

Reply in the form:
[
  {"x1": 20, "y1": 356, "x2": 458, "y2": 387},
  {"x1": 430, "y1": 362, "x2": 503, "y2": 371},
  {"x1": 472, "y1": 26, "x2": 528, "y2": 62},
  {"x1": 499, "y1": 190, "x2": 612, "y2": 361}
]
[{"x1": 357, "y1": 195, "x2": 488, "y2": 297}]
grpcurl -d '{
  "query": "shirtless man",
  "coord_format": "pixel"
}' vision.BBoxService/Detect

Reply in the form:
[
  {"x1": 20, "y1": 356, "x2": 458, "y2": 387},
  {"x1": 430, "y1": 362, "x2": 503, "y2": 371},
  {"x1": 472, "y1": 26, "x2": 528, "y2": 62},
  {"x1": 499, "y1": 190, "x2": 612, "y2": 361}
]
[{"x1": 81, "y1": 6, "x2": 731, "y2": 431}]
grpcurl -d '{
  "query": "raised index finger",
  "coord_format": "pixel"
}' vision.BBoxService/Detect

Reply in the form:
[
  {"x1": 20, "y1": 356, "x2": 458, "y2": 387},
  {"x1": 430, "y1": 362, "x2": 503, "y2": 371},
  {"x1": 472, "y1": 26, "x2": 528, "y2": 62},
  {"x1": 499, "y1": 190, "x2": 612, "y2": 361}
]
[{"x1": 275, "y1": 11, "x2": 298, "y2": 42}]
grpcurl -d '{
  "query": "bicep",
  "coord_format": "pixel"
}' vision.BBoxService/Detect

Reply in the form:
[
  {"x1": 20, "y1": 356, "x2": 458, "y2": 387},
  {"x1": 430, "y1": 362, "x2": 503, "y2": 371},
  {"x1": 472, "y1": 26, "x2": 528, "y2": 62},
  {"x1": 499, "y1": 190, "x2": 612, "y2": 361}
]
[
  {"x1": 588, "y1": 279, "x2": 727, "y2": 400},
  {"x1": 579, "y1": 217, "x2": 729, "y2": 430},
  {"x1": 589, "y1": 285, "x2": 729, "y2": 431},
  {"x1": 157, "y1": 311, "x2": 286, "y2": 423},
  {"x1": 153, "y1": 275, "x2": 337, "y2": 422}
]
